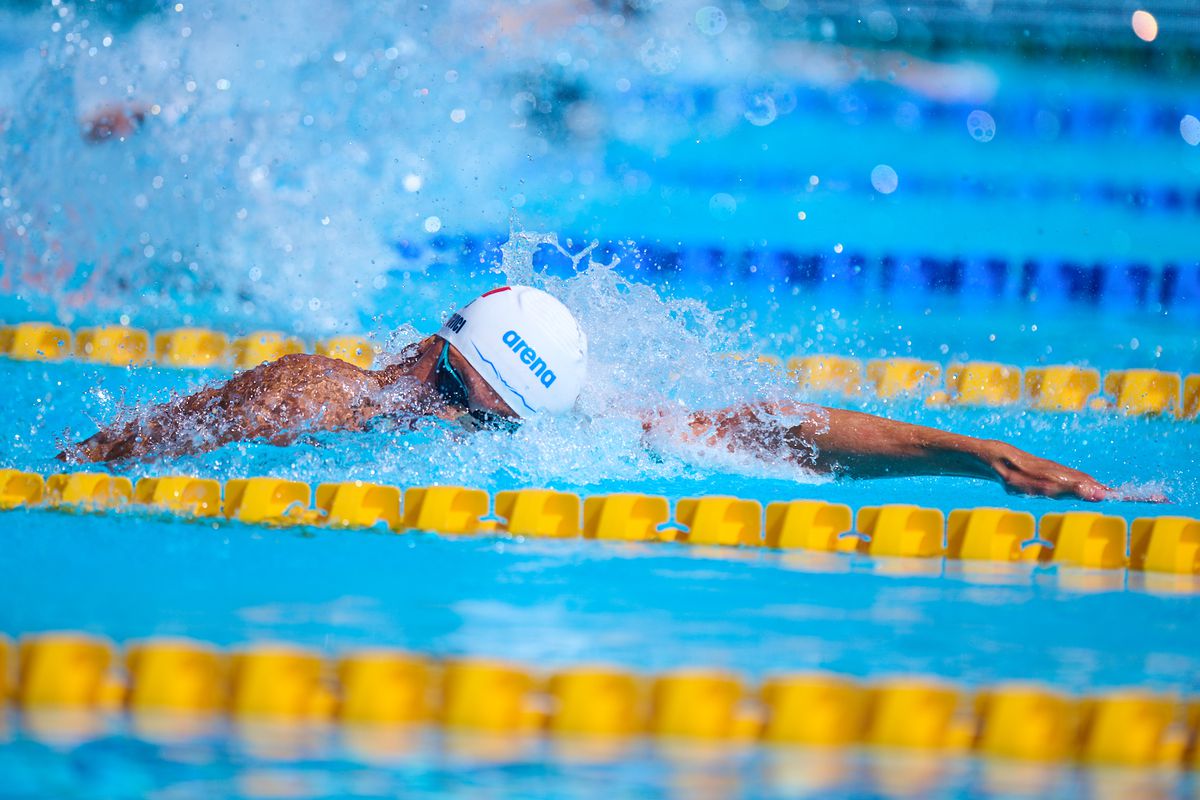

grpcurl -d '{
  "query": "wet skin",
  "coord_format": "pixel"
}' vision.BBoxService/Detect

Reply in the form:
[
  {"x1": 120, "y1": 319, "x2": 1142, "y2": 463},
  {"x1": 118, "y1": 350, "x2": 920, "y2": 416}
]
[
  {"x1": 61, "y1": 336, "x2": 513, "y2": 464},
  {"x1": 62, "y1": 335, "x2": 1148, "y2": 502},
  {"x1": 666, "y1": 403, "x2": 1132, "y2": 502}
]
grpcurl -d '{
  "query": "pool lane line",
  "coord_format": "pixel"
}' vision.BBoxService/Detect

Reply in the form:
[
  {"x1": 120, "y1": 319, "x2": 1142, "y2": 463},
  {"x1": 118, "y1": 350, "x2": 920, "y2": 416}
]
[
  {"x1": 418, "y1": 234, "x2": 1200, "y2": 312},
  {"x1": 748, "y1": 355, "x2": 1198, "y2": 419},
  {"x1": 3, "y1": 630, "x2": 1199, "y2": 771},
  {"x1": 12, "y1": 230, "x2": 1200, "y2": 312},
  {"x1": 2, "y1": 321, "x2": 1197, "y2": 420},
  {"x1": 0, "y1": 322, "x2": 376, "y2": 370},
  {"x1": 2, "y1": 470, "x2": 1198, "y2": 589}
]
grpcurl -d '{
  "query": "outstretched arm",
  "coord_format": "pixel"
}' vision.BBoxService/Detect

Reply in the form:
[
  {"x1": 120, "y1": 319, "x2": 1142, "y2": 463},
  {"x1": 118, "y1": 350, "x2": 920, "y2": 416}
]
[
  {"x1": 787, "y1": 405, "x2": 1111, "y2": 499},
  {"x1": 647, "y1": 402, "x2": 1122, "y2": 501}
]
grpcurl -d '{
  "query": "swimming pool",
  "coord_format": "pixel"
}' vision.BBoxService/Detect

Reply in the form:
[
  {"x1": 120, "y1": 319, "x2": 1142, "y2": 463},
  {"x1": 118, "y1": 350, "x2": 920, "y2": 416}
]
[{"x1": 3, "y1": 0, "x2": 1200, "y2": 797}]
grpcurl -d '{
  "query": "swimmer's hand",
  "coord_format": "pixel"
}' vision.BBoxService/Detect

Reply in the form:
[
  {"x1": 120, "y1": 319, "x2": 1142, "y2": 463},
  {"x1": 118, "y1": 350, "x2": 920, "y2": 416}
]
[
  {"x1": 984, "y1": 441, "x2": 1110, "y2": 501},
  {"x1": 57, "y1": 430, "x2": 129, "y2": 464},
  {"x1": 987, "y1": 441, "x2": 1169, "y2": 503}
]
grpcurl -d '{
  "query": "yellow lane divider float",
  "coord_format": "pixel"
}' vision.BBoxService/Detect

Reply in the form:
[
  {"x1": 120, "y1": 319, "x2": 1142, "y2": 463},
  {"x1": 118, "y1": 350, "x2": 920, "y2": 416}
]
[
  {"x1": 2, "y1": 630, "x2": 1199, "y2": 770},
  {"x1": 0, "y1": 321, "x2": 377, "y2": 370},
  {"x1": 785, "y1": 354, "x2": 1198, "y2": 419},
  {"x1": 2, "y1": 470, "x2": 1198, "y2": 582},
  {"x1": 0, "y1": 322, "x2": 72, "y2": 361},
  {"x1": 3, "y1": 321, "x2": 1197, "y2": 418}
]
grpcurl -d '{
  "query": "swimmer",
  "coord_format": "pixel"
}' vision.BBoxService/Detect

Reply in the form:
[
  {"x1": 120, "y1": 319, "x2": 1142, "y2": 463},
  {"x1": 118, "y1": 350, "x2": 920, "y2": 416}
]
[
  {"x1": 81, "y1": 102, "x2": 148, "y2": 143},
  {"x1": 61, "y1": 285, "x2": 1134, "y2": 501}
]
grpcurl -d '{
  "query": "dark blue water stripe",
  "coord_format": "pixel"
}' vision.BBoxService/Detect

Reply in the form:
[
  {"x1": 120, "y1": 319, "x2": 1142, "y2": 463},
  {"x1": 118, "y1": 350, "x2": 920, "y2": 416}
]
[{"x1": 403, "y1": 234, "x2": 1200, "y2": 312}]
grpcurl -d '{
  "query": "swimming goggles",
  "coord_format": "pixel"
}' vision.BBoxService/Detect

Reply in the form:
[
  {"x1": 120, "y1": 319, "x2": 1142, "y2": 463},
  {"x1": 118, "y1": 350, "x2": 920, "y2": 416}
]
[{"x1": 433, "y1": 341, "x2": 520, "y2": 432}]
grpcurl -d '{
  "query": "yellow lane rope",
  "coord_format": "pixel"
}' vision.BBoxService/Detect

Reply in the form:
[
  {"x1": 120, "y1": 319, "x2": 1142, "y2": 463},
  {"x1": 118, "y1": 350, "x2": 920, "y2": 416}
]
[
  {"x1": 3, "y1": 470, "x2": 1198, "y2": 586},
  {"x1": 3, "y1": 321, "x2": 1196, "y2": 418},
  {"x1": 3, "y1": 630, "x2": 1198, "y2": 770}
]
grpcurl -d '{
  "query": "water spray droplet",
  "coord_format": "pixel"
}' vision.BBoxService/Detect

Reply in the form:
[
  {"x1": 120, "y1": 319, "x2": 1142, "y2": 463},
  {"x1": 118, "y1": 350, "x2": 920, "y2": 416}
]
[
  {"x1": 695, "y1": 7, "x2": 728, "y2": 35},
  {"x1": 1181, "y1": 115, "x2": 1200, "y2": 146},
  {"x1": 708, "y1": 193, "x2": 737, "y2": 221},
  {"x1": 870, "y1": 164, "x2": 899, "y2": 194},
  {"x1": 639, "y1": 37, "x2": 680, "y2": 75},
  {"x1": 743, "y1": 94, "x2": 777, "y2": 127},
  {"x1": 867, "y1": 10, "x2": 898, "y2": 41},
  {"x1": 967, "y1": 109, "x2": 996, "y2": 142},
  {"x1": 1131, "y1": 10, "x2": 1158, "y2": 42}
]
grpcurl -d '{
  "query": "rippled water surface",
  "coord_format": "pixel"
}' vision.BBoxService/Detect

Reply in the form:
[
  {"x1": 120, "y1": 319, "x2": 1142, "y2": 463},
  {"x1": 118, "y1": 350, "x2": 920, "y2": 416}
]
[{"x1": 2, "y1": 0, "x2": 1199, "y2": 797}]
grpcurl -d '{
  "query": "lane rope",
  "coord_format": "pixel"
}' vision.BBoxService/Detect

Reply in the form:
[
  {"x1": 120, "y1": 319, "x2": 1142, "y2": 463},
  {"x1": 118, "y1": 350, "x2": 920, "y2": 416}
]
[
  {"x1": 2, "y1": 321, "x2": 1197, "y2": 419},
  {"x1": 3, "y1": 470, "x2": 1198, "y2": 586},
  {"x1": 3, "y1": 630, "x2": 1198, "y2": 770}
]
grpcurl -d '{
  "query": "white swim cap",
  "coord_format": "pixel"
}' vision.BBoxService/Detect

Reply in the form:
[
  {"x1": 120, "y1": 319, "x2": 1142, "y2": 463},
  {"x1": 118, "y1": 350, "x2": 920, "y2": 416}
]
[{"x1": 436, "y1": 286, "x2": 588, "y2": 417}]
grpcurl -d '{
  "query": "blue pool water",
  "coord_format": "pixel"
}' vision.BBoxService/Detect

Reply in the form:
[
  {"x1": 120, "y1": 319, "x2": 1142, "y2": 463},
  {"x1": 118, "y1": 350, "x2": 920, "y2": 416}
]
[
  {"x1": 3, "y1": 0, "x2": 1200, "y2": 797},
  {"x1": 3, "y1": 504, "x2": 1200, "y2": 798},
  {"x1": 0, "y1": 721, "x2": 1195, "y2": 799},
  {"x1": 5, "y1": 506, "x2": 1200, "y2": 687}
]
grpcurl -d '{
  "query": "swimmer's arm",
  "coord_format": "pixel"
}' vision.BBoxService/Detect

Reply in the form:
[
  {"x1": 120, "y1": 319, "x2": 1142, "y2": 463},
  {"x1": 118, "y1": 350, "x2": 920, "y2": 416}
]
[
  {"x1": 59, "y1": 354, "x2": 378, "y2": 463},
  {"x1": 648, "y1": 403, "x2": 1113, "y2": 501},
  {"x1": 786, "y1": 406, "x2": 1111, "y2": 500}
]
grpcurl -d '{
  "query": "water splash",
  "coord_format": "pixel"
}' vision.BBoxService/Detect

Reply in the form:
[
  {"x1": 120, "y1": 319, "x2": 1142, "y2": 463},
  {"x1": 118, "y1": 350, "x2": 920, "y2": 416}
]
[
  {"x1": 490, "y1": 223, "x2": 791, "y2": 415},
  {"x1": 0, "y1": 0, "x2": 555, "y2": 332},
  {"x1": 31, "y1": 215, "x2": 817, "y2": 490},
  {"x1": 378, "y1": 223, "x2": 824, "y2": 489}
]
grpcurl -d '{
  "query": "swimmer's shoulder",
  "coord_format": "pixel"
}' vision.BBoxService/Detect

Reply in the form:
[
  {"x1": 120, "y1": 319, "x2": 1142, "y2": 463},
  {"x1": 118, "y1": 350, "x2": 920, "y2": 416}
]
[{"x1": 237, "y1": 352, "x2": 375, "y2": 393}]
